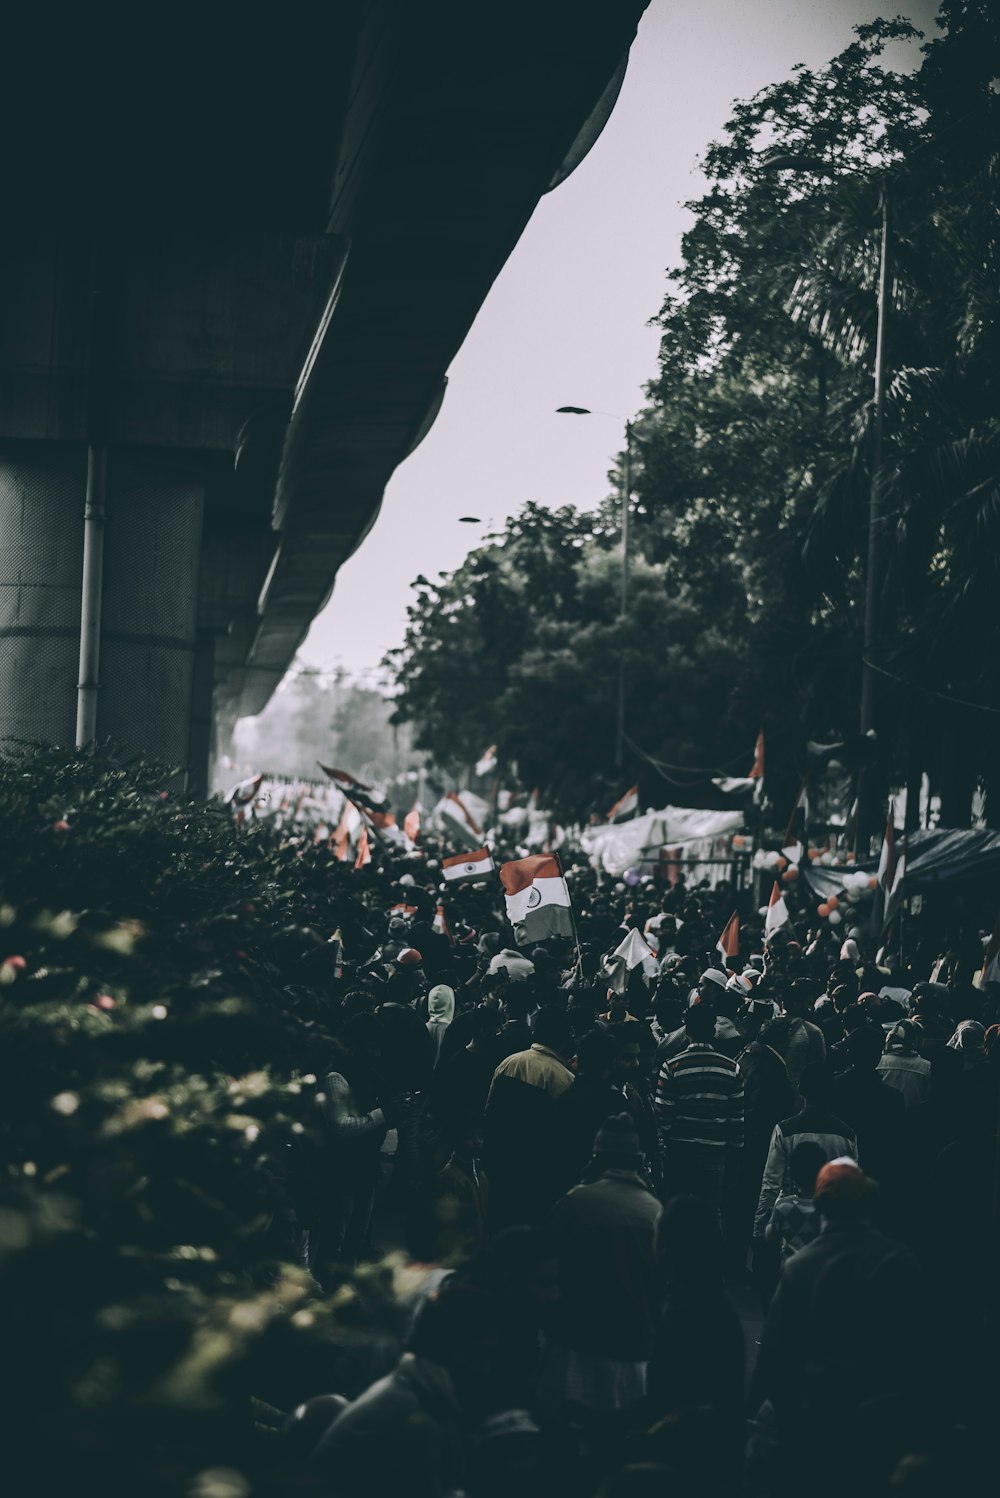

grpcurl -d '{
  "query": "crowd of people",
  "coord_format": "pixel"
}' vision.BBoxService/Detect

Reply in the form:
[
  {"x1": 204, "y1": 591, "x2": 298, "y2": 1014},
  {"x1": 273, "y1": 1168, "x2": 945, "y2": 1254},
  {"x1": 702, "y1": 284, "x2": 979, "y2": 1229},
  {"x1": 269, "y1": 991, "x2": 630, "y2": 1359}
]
[{"x1": 259, "y1": 841, "x2": 997, "y2": 1497}]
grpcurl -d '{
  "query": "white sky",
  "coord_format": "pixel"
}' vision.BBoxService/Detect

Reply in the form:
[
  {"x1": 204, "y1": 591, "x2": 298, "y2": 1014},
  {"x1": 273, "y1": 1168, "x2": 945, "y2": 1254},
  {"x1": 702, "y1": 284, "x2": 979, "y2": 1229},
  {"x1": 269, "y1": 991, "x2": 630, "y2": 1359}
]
[{"x1": 299, "y1": 0, "x2": 938, "y2": 686}]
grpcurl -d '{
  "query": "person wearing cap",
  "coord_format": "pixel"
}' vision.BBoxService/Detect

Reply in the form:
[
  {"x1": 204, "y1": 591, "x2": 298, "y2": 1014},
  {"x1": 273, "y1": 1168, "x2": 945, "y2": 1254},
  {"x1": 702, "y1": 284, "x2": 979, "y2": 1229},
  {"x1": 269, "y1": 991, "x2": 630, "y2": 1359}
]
[
  {"x1": 426, "y1": 983, "x2": 456, "y2": 1066},
  {"x1": 655, "y1": 1001, "x2": 744, "y2": 1225},
  {"x1": 877, "y1": 1020, "x2": 932, "y2": 1107},
  {"x1": 540, "y1": 1113, "x2": 662, "y2": 1420},
  {"x1": 751, "y1": 1158, "x2": 923, "y2": 1480}
]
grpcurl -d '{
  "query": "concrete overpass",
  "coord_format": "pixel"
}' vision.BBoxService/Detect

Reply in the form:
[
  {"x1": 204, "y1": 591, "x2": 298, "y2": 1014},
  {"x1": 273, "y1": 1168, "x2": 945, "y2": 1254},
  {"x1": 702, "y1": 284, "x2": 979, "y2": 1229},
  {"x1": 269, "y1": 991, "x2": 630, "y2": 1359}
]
[{"x1": 0, "y1": 2, "x2": 649, "y2": 789}]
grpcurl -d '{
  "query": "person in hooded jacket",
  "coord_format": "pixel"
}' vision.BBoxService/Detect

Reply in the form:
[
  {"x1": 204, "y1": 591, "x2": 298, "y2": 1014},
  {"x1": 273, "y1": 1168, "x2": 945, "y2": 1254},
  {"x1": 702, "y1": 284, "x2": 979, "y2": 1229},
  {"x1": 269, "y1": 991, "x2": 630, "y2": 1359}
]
[{"x1": 426, "y1": 983, "x2": 456, "y2": 1066}]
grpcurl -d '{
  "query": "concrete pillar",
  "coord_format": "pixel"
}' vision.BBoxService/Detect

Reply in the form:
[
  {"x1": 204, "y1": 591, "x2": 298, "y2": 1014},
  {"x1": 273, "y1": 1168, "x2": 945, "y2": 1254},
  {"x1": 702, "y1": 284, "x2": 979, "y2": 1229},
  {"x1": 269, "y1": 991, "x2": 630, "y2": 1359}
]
[{"x1": 0, "y1": 444, "x2": 204, "y2": 765}]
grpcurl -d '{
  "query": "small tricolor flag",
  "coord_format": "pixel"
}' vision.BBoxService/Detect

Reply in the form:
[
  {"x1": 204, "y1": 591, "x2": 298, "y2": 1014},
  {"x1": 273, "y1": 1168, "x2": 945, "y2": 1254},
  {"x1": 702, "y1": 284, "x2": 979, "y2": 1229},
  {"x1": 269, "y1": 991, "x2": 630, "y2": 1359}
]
[
  {"x1": 717, "y1": 911, "x2": 740, "y2": 968},
  {"x1": 225, "y1": 774, "x2": 264, "y2": 808},
  {"x1": 764, "y1": 881, "x2": 789, "y2": 940},
  {"x1": 603, "y1": 928, "x2": 658, "y2": 992},
  {"x1": 499, "y1": 854, "x2": 574, "y2": 948},
  {"x1": 434, "y1": 901, "x2": 455, "y2": 945},
  {"x1": 783, "y1": 781, "x2": 809, "y2": 854},
  {"x1": 872, "y1": 803, "x2": 905, "y2": 936},
  {"x1": 442, "y1": 848, "x2": 496, "y2": 884},
  {"x1": 748, "y1": 729, "x2": 765, "y2": 780},
  {"x1": 318, "y1": 765, "x2": 372, "y2": 792},
  {"x1": 475, "y1": 744, "x2": 498, "y2": 777},
  {"x1": 607, "y1": 784, "x2": 639, "y2": 823},
  {"x1": 447, "y1": 791, "x2": 482, "y2": 834}
]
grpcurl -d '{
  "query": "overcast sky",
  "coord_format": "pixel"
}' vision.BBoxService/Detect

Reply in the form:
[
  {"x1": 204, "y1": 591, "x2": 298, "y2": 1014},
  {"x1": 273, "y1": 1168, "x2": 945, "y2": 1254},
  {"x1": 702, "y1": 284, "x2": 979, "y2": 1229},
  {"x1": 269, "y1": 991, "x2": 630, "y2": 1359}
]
[{"x1": 298, "y1": 0, "x2": 938, "y2": 686}]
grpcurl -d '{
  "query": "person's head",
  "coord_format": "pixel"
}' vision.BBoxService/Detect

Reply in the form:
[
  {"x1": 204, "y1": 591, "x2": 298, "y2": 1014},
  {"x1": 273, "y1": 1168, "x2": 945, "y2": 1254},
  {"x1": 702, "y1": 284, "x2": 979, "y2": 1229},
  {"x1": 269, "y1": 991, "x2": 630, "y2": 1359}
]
[
  {"x1": 611, "y1": 1030, "x2": 642, "y2": 1086},
  {"x1": 427, "y1": 983, "x2": 455, "y2": 1023},
  {"x1": 858, "y1": 990, "x2": 882, "y2": 1020},
  {"x1": 591, "y1": 1112, "x2": 644, "y2": 1173},
  {"x1": 466, "y1": 1004, "x2": 500, "y2": 1049},
  {"x1": 798, "y1": 1060, "x2": 834, "y2": 1107},
  {"x1": 652, "y1": 985, "x2": 683, "y2": 1031},
  {"x1": 885, "y1": 1019, "x2": 922, "y2": 1056},
  {"x1": 574, "y1": 1026, "x2": 617, "y2": 1081},
  {"x1": 758, "y1": 1016, "x2": 792, "y2": 1056},
  {"x1": 605, "y1": 988, "x2": 630, "y2": 1017},
  {"x1": 341, "y1": 1010, "x2": 382, "y2": 1062},
  {"x1": 683, "y1": 1001, "x2": 717, "y2": 1044},
  {"x1": 532, "y1": 1007, "x2": 573, "y2": 1058},
  {"x1": 501, "y1": 986, "x2": 533, "y2": 1024},
  {"x1": 844, "y1": 1022, "x2": 884, "y2": 1072},
  {"x1": 697, "y1": 968, "x2": 730, "y2": 1008},
  {"x1": 814, "y1": 1157, "x2": 873, "y2": 1226},
  {"x1": 790, "y1": 1140, "x2": 828, "y2": 1197},
  {"x1": 946, "y1": 1019, "x2": 986, "y2": 1055},
  {"x1": 782, "y1": 983, "x2": 811, "y2": 1018}
]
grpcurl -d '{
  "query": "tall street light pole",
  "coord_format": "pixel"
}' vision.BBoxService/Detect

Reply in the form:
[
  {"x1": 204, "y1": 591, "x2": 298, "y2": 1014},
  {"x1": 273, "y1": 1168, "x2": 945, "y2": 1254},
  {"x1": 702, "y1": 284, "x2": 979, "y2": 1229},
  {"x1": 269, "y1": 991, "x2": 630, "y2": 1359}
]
[
  {"x1": 557, "y1": 406, "x2": 632, "y2": 768},
  {"x1": 758, "y1": 153, "x2": 893, "y2": 850}
]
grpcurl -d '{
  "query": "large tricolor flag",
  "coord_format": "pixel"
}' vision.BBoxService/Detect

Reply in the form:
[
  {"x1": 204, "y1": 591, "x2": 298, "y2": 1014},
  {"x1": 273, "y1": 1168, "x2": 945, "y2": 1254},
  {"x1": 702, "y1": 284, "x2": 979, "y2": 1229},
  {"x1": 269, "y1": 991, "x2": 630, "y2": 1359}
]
[
  {"x1": 764, "y1": 881, "x2": 789, "y2": 940},
  {"x1": 607, "y1": 784, "x2": 639, "y2": 823},
  {"x1": 717, "y1": 911, "x2": 740, "y2": 968},
  {"x1": 499, "y1": 854, "x2": 574, "y2": 948},
  {"x1": 442, "y1": 847, "x2": 496, "y2": 884},
  {"x1": 354, "y1": 828, "x2": 371, "y2": 870}
]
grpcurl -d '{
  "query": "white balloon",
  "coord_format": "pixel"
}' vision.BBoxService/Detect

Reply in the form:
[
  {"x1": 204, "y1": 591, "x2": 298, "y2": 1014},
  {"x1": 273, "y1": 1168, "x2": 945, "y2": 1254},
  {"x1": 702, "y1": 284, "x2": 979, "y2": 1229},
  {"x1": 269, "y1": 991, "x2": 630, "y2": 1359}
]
[
  {"x1": 828, "y1": 909, "x2": 843, "y2": 925},
  {"x1": 846, "y1": 887, "x2": 862, "y2": 904}
]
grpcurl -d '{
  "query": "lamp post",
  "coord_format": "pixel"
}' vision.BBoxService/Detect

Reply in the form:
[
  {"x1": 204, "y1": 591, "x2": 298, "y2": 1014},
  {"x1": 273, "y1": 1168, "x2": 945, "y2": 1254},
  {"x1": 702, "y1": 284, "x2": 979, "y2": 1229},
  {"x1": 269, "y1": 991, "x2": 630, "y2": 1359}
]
[
  {"x1": 759, "y1": 153, "x2": 893, "y2": 849},
  {"x1": 556, "y1": 406, "x2": 632, "y2": 769}
]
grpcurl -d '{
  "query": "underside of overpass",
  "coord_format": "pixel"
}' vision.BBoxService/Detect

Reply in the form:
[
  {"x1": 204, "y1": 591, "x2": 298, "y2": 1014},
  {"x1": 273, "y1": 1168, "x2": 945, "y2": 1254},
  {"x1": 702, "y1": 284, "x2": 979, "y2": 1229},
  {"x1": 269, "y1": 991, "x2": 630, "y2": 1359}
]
[{"x1": 0, "y1": 2, "x2": 649, "y2": 789}]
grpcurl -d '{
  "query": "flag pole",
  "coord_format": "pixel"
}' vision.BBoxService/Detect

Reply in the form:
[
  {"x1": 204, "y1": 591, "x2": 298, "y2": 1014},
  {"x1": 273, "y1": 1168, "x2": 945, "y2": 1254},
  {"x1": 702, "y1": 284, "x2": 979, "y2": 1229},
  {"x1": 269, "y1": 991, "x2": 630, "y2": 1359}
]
[{"x1": 559, "y1": 852, "x2": 585, "y2": 981}]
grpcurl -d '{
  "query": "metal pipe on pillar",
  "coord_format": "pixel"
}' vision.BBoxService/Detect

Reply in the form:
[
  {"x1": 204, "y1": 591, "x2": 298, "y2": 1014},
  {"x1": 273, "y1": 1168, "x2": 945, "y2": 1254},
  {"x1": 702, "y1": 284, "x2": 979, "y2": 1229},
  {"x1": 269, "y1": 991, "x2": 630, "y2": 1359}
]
[{"x1": 75, "y1": 445, "x2": 107, "y2": 748}]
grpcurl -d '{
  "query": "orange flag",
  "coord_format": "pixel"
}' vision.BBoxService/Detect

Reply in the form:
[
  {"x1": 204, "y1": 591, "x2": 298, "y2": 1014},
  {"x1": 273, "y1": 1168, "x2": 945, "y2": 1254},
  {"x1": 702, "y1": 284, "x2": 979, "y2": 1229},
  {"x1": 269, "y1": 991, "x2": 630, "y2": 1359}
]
[
  {"x1": 717, "y1": 911, "x2": 739, "y2": 967},
  {"x1": 748, "y1": 729, "x2": 765, "y2": 780}
]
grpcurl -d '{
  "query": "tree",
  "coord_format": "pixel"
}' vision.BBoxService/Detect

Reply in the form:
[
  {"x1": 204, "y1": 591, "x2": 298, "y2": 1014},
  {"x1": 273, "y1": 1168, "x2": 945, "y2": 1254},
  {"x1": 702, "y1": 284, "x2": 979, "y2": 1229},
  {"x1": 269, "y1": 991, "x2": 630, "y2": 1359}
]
[{"x1": 389, "y1": 4, "x2": 1000, "y2": 830}]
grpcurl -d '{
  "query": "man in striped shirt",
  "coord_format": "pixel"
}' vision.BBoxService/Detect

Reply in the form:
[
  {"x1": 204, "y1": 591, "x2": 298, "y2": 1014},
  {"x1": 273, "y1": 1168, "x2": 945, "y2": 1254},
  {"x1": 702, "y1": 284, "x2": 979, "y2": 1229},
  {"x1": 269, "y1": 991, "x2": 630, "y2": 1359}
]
[{"x1": 655, "y1": 1001, "x2": 744, "y2": 1224}]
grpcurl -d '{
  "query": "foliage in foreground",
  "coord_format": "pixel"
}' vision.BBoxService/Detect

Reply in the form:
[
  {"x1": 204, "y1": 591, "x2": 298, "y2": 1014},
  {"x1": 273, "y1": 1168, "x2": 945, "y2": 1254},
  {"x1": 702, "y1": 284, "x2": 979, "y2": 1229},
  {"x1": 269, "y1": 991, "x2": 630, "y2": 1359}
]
[{"x1": 0, "y1": 749, "x2": 404, "y2": 1498}]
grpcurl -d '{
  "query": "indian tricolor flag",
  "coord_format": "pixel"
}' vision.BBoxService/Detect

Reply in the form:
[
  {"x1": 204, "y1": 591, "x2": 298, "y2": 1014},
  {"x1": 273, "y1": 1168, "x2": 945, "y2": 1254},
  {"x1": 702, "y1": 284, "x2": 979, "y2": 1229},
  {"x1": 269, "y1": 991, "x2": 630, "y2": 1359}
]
[
  {"x1": 717, "y1": 911, "x2": 740, "y2": 968},
  {"x1": 764, "y1": 881, "x2": 789, "y2": 940},
  {"x1": 607, "y1": 784, "x2": 639, "y2": 823},
  {"x1": 499, "y1": 854, "x2": 574, "y2": 947},
  {"x1": 442, "y1": 847, "x2": 495, "y2": 884},
  {"x1": 318, "y1": 765, "x2": 372, "y2": 792}
]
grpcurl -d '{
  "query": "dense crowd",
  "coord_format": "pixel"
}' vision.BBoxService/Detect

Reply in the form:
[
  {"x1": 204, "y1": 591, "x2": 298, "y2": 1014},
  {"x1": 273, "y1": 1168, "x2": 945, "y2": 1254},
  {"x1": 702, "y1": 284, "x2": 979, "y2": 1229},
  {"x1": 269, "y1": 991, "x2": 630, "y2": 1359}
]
[{"x1": 265, "y1": 843, "x2": 1000, "y2": 1498}]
